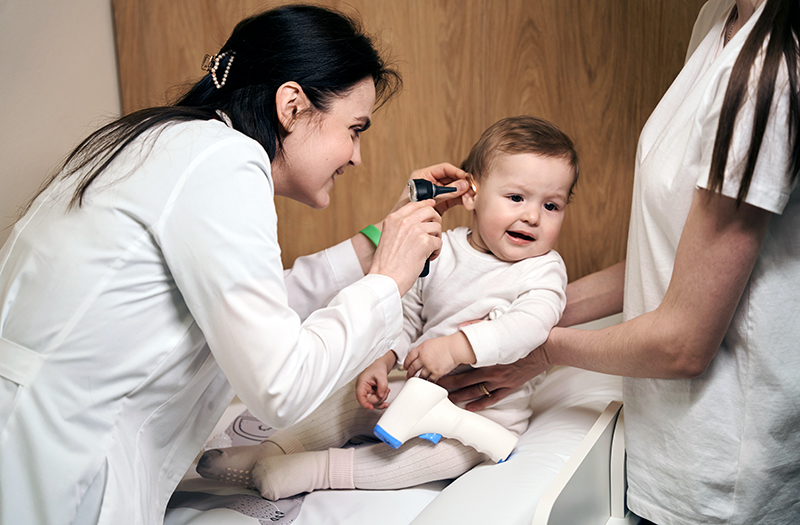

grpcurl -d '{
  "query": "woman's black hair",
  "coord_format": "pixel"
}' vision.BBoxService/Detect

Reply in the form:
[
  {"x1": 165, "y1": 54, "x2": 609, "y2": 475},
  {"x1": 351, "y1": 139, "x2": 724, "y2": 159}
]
[
  {"x1": 709, "y1": 0, "x2": 799, "y2": 205},
  {"x1": 38, "y1": 4, "x2": 401, "y2": 209}
]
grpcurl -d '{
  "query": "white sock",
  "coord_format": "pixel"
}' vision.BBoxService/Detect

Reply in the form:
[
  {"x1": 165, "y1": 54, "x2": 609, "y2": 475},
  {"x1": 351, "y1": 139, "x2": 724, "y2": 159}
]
[
  {"x1": 196, "y1": 434, "x2": 305, "y2": 486},
  {"x1": 253, "y1": 448, "x2": 355, "y2": 500},
  {"x1": 197, "y1": 380, "x2": 376, "y2": 487}
]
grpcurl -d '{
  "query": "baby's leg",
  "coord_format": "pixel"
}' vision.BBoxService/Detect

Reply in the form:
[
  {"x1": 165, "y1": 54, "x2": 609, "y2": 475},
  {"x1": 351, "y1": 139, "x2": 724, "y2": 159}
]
[
  {"x1": 197, "y1": 380, "x2": 381, "y2": 485},
  {"x1": 252, "y1": 438, "x2": 486, "y2": 500},
  {"x1": 279, "y1": 380, "x2": 382, "y2": 451},
  {"x1": 353, "y1": 438, "x2": 487, "y2": 490}
]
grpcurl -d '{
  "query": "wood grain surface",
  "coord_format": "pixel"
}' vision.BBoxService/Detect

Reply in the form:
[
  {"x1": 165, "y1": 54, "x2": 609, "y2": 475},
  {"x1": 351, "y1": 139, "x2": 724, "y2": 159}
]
[{"x1": 113, "y1": 0, "x2": 706, "y2": 279}]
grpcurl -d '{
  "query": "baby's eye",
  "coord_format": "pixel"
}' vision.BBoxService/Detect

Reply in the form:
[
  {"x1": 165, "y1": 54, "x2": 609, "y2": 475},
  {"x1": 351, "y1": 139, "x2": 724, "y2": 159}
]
[
  {"x1": 544, "y1": 202, "x2": 558, "y2": 211},
  {"x1": 351, "y1": 127, "x2": 364, "y2": 138},
  {"x1": 508, "y1": 195, "x2": 523, "y2": 203}
]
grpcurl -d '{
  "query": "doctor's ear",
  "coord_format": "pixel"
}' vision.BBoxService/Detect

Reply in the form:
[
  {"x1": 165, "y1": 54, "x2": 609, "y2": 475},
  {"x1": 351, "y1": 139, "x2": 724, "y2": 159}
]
[{"x1": 275, "y1": 81, "x2": 311, "y2": 133}]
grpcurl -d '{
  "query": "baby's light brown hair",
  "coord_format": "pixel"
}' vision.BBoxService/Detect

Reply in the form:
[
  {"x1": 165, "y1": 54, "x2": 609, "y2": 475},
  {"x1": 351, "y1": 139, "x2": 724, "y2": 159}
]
[{"x1": 461, "y1": 116, "x2": 580, "y2": 200}]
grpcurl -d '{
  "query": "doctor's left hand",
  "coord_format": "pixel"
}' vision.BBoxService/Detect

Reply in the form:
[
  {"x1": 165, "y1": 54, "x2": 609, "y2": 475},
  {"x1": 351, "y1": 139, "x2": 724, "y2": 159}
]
[{"x1": 389, "y1": 163, "x2": 470, "y2": 217}]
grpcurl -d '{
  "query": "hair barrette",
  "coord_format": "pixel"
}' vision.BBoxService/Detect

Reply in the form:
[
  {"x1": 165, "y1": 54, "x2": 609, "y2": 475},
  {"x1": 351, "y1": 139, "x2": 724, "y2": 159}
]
[{"x1": 201, "y1": 51, "x2": 235, "y2": 89}]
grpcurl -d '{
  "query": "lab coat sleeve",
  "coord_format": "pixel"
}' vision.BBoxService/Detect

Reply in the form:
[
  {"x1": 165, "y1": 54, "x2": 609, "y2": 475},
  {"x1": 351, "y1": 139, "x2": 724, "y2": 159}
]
[
  {"x1": 154, "y1": 136, "x2": 402, "y2": 428},
  {"x1": 460, "y1": 252, "x2": 567, "y2": 367},
  {"x1": 283, "y1": 239, "x2": 365, "y2": 322}
]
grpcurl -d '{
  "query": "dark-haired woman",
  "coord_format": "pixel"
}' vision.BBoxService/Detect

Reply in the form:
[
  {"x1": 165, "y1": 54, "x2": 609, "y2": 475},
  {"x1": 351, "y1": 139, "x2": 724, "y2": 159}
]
[
  {"x1": 0, "y1": 5, "x2": 466, "y2": 524},
  {"x1": 438, "y1": 0, "x2": 799, "y2": 523}
]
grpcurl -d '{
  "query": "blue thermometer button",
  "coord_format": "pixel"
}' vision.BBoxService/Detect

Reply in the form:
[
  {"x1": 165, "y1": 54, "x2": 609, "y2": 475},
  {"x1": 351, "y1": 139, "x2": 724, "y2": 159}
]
[{"x1": 418, "y1": 433, "x2": 442, "y2": 444}]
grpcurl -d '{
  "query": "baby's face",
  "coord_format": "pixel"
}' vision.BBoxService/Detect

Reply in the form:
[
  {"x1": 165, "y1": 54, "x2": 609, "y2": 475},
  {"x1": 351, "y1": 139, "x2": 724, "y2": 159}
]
[{"x1": 465, "y1": 153, "x2": 572, "y2": 262}]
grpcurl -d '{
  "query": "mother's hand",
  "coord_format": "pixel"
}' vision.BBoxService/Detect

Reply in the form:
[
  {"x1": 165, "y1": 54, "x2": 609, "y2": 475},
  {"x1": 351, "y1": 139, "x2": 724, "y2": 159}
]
[{"x1": 436, "y1": 348, "x2": 551, "y2": 411}]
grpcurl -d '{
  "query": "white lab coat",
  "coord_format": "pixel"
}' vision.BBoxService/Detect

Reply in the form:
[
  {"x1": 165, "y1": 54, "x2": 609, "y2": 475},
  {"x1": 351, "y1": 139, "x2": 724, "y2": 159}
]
[{"x1": 0, "y1": 119, "x2": 402, "y2": 524}]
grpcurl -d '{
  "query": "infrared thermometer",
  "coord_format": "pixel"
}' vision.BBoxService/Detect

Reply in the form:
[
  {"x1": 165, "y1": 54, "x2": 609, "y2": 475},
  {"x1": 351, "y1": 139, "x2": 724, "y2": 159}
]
[
  {"x1": 407, "y1": 179, "x2": 457, "y2": 277},
  {"x1": 374, "y1": 377, "x2": 519, "y2": 463}
]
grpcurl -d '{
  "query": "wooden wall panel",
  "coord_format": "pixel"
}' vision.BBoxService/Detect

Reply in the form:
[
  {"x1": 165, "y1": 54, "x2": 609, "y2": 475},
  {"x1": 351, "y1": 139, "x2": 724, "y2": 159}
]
[{"x1": 113, "y1": 0, "x2": 706, "y2": 279}]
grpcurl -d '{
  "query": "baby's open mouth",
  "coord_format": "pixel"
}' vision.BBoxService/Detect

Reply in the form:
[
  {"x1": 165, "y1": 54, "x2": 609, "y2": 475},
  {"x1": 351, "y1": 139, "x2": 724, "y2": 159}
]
[{"x1": 507, "y1": 231, "x2": 534, "y2": 241}]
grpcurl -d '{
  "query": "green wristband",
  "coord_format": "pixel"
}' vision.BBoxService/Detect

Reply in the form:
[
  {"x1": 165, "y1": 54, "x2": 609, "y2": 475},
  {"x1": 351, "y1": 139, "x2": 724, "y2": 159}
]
[{"x1": 360, "y1": 224, "x2": 381, "y2": 247}]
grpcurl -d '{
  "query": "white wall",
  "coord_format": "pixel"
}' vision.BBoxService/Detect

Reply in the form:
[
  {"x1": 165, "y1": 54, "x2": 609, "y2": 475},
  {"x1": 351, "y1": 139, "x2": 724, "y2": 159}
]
[{"x1": 0, "y1": 0, "x2": 121, "y2": 246}]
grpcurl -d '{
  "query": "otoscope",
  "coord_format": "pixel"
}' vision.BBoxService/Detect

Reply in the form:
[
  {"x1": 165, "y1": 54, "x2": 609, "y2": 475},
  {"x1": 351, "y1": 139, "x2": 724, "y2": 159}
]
[{"x1": 407, "y1": 179, "x2": 457, "y2": 277}]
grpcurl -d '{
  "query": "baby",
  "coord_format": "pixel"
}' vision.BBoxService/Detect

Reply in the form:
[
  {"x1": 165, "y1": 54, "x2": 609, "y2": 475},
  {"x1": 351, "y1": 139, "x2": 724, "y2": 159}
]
[{"x1": 197, "y1": 115, "x2": 578, "y2": 499}]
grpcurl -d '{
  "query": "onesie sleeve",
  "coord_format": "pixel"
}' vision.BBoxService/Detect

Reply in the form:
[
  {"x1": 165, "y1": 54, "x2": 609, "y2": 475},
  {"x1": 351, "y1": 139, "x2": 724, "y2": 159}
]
[
  {"x1": 392, "y1": 278, "x2": 426, "y2": 363},
  {"x1": 459, "y1": 252, "x2": 567, "y2": 367},
  {"x1": 694, "y1": 36, "x2": 796, "y2": 214},
  {"x1": 154, "y1": 136, "x2": 402, "y2": 428}
]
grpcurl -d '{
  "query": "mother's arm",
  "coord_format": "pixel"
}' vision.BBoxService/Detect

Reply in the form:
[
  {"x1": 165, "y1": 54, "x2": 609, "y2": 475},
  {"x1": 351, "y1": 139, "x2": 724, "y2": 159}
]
[
  {"x1": 546, "y1": 188, "x2": 769, "y2": 377},
  {"x1": 558, "y1": 260, "x2": 625, "y2": 328}
]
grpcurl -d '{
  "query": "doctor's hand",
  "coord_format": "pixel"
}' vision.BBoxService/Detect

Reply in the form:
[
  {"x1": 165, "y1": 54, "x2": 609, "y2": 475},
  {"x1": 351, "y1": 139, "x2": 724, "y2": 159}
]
[
  {"x1": 389, "y1": 163, "x2": 470, "y2": 217},
  {"x1": 353, "y1": 163, "x2": 467, "y2": 276},
  {"x1": 437, "y1": 346, "x2": 551, "y2": 411},
  {"x1": 369, "y1": 200, "x2": 442, "y2": 296},
  {"x1": 404, "y1": 332, "x2": 476, "y2": 383}
]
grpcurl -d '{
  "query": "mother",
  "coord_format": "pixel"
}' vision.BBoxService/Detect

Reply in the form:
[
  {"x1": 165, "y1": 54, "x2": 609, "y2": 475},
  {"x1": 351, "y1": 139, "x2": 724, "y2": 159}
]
[{"x1": 0, "y1": 5, "x2": 466, "y2": 524}]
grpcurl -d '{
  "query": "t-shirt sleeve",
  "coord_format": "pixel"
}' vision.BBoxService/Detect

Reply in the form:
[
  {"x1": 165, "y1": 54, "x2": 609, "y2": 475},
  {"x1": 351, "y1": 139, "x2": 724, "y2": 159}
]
[{"x1": 695, "y1": 39, "x2": 796, "y2": 214}]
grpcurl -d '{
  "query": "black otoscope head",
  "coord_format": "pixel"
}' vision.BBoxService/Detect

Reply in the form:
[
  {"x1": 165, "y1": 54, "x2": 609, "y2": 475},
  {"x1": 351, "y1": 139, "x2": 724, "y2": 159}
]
[{"x1": 407, "y1": 179, "x2": 458, "y2": 202}]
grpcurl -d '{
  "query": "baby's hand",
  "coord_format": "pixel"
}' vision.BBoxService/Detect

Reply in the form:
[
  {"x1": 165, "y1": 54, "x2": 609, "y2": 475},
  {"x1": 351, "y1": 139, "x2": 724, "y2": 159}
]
[
  {"x1": 356, "y1": 353, "x2": 395, "y2": 410},
  {"x1": 403, "y1": 332, "x2": 476, "y2": 383}
]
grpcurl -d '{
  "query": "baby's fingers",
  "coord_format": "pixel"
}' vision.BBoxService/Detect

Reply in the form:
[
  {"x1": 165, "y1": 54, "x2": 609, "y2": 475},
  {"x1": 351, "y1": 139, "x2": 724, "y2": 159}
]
[{"x1": 355, "y1": 387, "x2": 373, "y2": 410}]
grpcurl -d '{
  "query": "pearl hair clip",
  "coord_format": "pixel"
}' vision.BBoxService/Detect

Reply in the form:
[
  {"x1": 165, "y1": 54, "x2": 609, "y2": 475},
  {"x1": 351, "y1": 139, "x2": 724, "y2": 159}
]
[{"x1": 201, "y1": 51, "x2": 235, "y2": 89}]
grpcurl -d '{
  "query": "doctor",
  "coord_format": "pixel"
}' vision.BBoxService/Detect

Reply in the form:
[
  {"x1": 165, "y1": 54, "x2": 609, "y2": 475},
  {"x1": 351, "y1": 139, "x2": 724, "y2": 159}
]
[{"x1": 0, "y1": 5, "x2": 467, "y2": 524}]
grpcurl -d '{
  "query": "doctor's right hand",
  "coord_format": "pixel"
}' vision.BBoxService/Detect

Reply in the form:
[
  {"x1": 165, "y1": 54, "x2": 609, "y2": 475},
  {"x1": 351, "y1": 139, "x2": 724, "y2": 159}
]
[{"x1": 369, "y1": 200, "x2": 442, "y2": 296}]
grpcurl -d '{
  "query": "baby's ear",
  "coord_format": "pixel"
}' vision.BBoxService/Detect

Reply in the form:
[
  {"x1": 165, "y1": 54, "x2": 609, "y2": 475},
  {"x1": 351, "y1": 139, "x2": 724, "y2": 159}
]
[{"x1": 462, "y1": 183, "x2": 477, "y2": 211}]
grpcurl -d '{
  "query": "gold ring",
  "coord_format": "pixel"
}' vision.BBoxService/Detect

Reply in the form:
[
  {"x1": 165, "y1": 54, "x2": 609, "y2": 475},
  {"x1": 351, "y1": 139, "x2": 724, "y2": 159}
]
[{"x1": 478, "y1": 382, "x2": 491, "y2": 397}]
